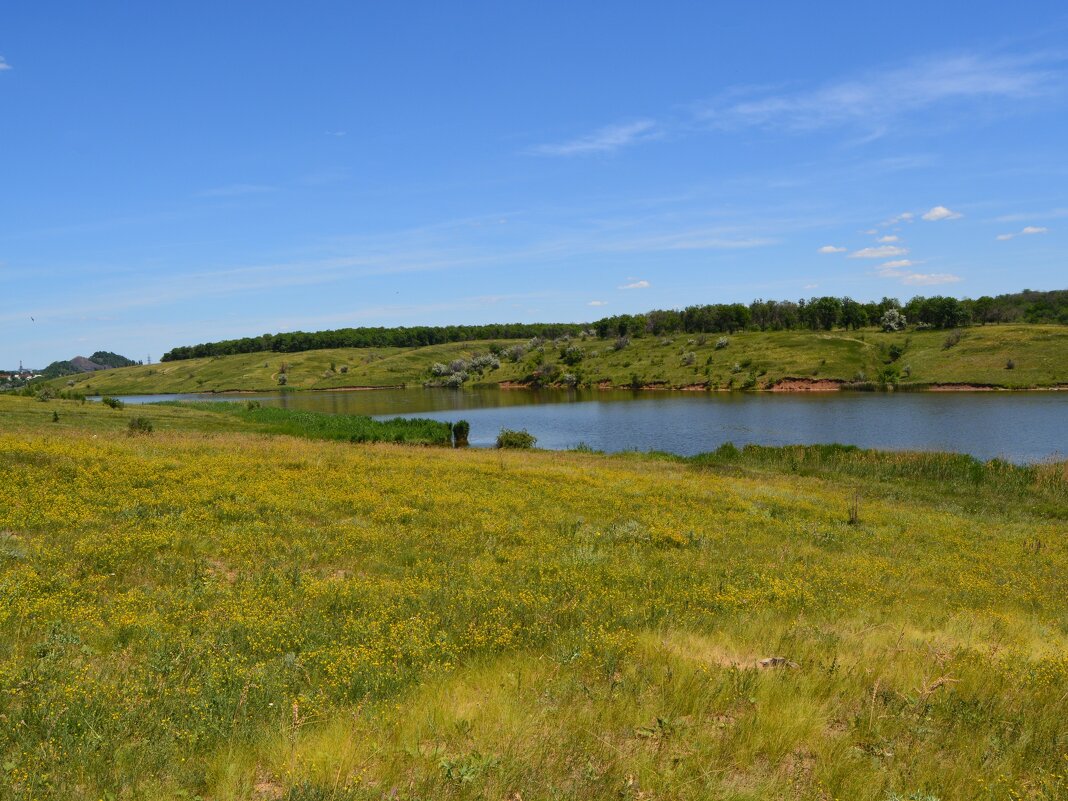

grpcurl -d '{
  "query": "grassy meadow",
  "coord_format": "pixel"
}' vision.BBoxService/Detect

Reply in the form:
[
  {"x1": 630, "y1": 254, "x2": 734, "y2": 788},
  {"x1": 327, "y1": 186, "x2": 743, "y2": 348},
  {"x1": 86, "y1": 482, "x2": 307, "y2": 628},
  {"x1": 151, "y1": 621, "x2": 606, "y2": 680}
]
[
  {"x1": 1, "y1": 394, "x2": 1067, "y2": 800},
  {"x1": 40, "y1": 324, "x2": 1068, "y2": 395}
]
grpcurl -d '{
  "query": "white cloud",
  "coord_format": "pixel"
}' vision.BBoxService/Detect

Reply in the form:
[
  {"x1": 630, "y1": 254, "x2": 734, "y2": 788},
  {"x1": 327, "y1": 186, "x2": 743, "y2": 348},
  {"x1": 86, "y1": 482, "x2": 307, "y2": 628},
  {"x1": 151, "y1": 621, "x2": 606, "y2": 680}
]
[
  {"x1": 877, "y1": 235, "x2": 900, "y2": 243},
  {"x1": 817, "y1": 245, "x2": 846, "y2": 253},
  {"x1": 849, "y1": 245, "x2": 909, "y2": 259},
  {"x1": 997, "y1": 225, "x2": 1049, "y2": 240},
  {"x1": 881, "y1": 212, "x2": 915, "y2": 227},
  {"x1": 533, "y1": 119, "x2": 659, "y2": 156},
  {"x1": 803, "y1": 283, "x2": 819, "y2": 289},
  {"x1": 698, "y1": 53, "x2": 1057, "y2": 133},
  {"x1": 619, "y1": 280, "x2": 650, "y2": 290},
  {"x1": 325, "y1": 130, "x2": 347, "y2": 137},
  {"x1": 587, "y1": 300, "x2": 608, "y2": 307},
  {"x1": 922, "y1": 205, "x2": 962, "y2": 221},
  {"x1": 901, "y1": 272, "x2": 962, "y2": 286},
  {"x1": 881, "y1": 259, "x2": 915, "y2": 269},
  {"x1": 863, "y1": 228, "x2": 878, "y2": 235},
  {"x1": 0, "y1": 57, "x2": 11, "y2": 71}
]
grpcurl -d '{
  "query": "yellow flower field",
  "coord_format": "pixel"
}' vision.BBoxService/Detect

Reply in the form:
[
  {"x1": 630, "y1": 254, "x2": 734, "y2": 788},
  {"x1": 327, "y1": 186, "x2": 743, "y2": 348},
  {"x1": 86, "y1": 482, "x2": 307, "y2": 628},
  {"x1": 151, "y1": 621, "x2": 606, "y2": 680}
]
[{"x1": 1, "y1": 397, "x2": 1066, "y2": 800}]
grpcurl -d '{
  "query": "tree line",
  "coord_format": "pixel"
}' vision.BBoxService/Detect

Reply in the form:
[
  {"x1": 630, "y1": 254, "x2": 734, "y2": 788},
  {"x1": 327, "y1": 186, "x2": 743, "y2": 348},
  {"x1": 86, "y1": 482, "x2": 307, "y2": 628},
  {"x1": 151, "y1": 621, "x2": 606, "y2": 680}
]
[{"x1": 160, "y1": 288, "x2": 1068, "y2": 361}]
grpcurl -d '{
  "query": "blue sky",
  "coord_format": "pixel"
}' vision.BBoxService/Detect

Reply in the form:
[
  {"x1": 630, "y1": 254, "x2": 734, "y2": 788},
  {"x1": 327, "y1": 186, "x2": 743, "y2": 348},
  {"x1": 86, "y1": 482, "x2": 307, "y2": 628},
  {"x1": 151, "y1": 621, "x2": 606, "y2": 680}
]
[{"x1": 2, "y1": 2, "x2": 1067, "y2": 366}]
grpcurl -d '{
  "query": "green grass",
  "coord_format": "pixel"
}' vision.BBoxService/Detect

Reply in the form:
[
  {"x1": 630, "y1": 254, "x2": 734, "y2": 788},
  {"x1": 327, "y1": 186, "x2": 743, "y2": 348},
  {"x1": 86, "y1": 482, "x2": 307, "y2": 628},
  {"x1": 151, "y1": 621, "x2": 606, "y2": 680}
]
[
  {"x1": 1, "y1": 395, "x2": 1067, "y2": 800},
  {"x1": 38, "y1": 324, "x2": 1068, "y2": 395},
  {"x1": 0, "y1": 395, "x2": 452, "y2": 446},
  {"x1": 159, "y1": 401, "x2": 453, "y2": 445}
]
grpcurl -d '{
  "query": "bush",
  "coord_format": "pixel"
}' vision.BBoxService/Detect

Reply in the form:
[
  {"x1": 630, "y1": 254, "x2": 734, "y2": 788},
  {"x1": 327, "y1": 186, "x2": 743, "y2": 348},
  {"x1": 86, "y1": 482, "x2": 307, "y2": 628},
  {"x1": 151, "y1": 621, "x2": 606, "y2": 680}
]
[
  {"x1": 246, "y1": 400, "x2": 261, "y2": 410},
  {"x1": 942, "y1": 329, "x2": 963, "y2": 349},
  {"x1": 339, "y1": 365, "x2": 349, "y2": 374},
  {"x1": 1006, "y1": 359, "x2": 1016, "y2": 370},
  {"x1": 51, "y1": 411, "x2": 59, "y2": 423},
  {"x1": 503, "y1": 344, "x2": 527, "y2": 362},
  {"x1": 277, "y1": 374, "x2": 288, "y2": 386},
  {"x1": 469, "y1": 353, "x2": 501, "y2": 372},
  {"x1": 612, "y1": 336, "x2": 630, "y2": 351},
  {"x1": 101, "y1": 396, "x2": 125, "y2": 410},
  {"x1": 452, "y1": 420, "x2": 470, "y2": 447},
  {"x1": 127, "y1": 417, "x2": 153, "y2": 435},
  {"x1": 448, "y1": 359, "x2": 469, "y2": 373},
  {"x1": 715, "y1": 337, "x2": 729, "y2": 350},
  {"x1": 560, "y1": 372, "x2": 579, "y2": 387},
  {"x1": 880, "y1": 308, "x2": 907, "y2": 332},
  {"x1": 444, "y1": 372, "x2": 468, "y2": 388},
  {"x1": 560, "y1": 344, "x2": 584, "y2": 365},
  {"x1": 430, "y1": 362, "x2": 451, "y2": 377},
  {"x1": 496, "y1": 428, "x2": 536, "y2": 449},
  {"x1": 681, "y1": 351, "x2": 697, "y2": 366}
]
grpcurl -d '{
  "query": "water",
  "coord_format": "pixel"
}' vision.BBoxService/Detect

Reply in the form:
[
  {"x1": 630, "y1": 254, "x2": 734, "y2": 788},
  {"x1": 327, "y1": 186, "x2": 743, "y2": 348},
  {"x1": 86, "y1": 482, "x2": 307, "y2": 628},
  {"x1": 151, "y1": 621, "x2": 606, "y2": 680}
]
[{"x1": 114, "y1": 387, "x2": 1068, "y2": 463}]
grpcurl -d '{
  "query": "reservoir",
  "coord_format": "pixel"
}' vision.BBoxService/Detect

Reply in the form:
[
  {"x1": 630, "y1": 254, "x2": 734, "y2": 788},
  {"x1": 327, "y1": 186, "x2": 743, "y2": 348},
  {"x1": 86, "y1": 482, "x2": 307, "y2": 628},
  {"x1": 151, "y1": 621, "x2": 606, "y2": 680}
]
[{"x1": 115, "y1": 387, "x2": 1068, "y2": 463}]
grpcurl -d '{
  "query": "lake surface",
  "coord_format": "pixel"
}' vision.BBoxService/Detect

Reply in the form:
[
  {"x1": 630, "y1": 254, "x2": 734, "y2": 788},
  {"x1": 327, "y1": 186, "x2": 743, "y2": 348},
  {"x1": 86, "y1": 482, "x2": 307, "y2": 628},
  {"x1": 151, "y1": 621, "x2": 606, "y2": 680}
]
[{"x1": 117, "y1": 387, "x2": 1068, "y2": 463}]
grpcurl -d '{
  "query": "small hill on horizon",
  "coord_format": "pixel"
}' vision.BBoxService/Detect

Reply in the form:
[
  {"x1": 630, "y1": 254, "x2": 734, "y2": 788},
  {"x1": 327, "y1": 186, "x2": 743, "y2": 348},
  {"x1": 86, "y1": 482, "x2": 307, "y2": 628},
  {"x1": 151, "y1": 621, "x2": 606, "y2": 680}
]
[{"x1": 39, "y1": 351, "x2": 138, "y2": 380}]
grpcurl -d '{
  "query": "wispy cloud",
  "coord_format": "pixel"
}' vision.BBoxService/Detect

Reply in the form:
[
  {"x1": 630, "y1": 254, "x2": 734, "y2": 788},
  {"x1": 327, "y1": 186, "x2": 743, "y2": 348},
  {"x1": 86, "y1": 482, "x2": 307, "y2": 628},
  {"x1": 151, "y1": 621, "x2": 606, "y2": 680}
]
[
  {"x1": 901, "y1": 272, "x2": 962, "y2": 286},
  {"x1": 882, "y1": 212, "x2": 915, "y2": 227},
  {"x1": 877, "y1": 235, "x2": 900, "y2": 243},
  {"x1": 619, "y1": 280, "x2": 650, "y2": 290},
  {"x1": 850, "y1": 245, "x2": 909, "y2": 259},
  {"x1": 0, "y1": 56, "x2": 11, "y2": 71},
  {"x1": 817, "y1": 245, "x2": 846, "y2": 253},
  {"x1": 199, "y1": 183, "x2": 276, "y2": 198},
  {"x1": 996, "y1": 225, "x2": 1049, "y2": 240},
  {"x1": 588, "y1": 300, "x2": 608, "y2": 307},
  {"x1": 697, "y1": 53, "x2": 1060, "y2": 133},
  {"x1": 877, "y1": 259, "x2": 916, "y2": 277},
  {"x1": 532, "y1": 119, "x2": 660, "y2": 156},
  {"x1": 922, "y1": 205, "x2": 963, "y2": 221},
  {"x1": 325, "y1": 130, "x2": 346, "y2": 137}
]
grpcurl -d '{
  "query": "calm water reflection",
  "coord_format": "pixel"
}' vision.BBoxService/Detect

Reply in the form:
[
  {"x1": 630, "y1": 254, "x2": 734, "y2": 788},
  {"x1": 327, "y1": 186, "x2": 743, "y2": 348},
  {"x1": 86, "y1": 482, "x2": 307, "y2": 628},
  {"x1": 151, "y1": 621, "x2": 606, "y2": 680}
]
[{"x1": 121, "y1": 387, "x2": 1068, "y2": 463}]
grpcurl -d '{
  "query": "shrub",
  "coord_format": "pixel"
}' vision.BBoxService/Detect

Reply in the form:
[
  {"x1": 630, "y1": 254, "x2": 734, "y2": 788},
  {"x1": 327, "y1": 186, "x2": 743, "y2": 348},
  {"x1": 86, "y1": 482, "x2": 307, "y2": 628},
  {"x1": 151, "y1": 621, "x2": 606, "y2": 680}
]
[
  {"x1": 880, "y1": 308, "x2": 907, "y2": 332},
  {"x1": 127, "y1": 417, "x2": 153, "y2": 435},
  {"x1": 612, "y1": 336, "x2": 630, "y2": 351},
  {"x1": 448, "y1": 358, "x2": 469, "y2": 373},
  {"x1": 942, "y1": 329, "x2": 963, "y2": 350},
  {"x1": 51, "y1": 411, "x2": 59, "y2": 423},
  {"x1": 503, "y1": 344, "x2": 527, "y2": 362},
  {"x1": 1006, "y1": 359, "x2": 1015, "y2": 370},
  {"x1": 715, "y1": 337, "x2": 729, "y2": 350},
  {"x1": 444, "y1": 372, "x2": 468, "y2": 388},
  {"x1": 681, "y1": 351, "x2": 696, "y2": 366},
  {"x1": 102, "y1": 396, "x2": 125, "y2": 410},
  {"x1": 470, "y1": 353, "x2": 501, "y2": 372},
  {"x1": 277, "y1": 374, "x2": 288, "y2": 386},
  {"x1": 452, "y1": 420, "x2": 470, "y2": 447},
  {"x1": 560, "y1": 372, "x2": 579, "y2": 387},
  {"x1": 560, "y1": 344, "x2": 584, "y2": 365},
  {"x1": 496, "y1": 428, "x2": 536, "y2": 449},
  {"x1": 246, "y1": 400, "x2": 261, "y2": 410},
  {"x1": 430, "y1": 362, "x2": 451, "y2": 377},
  {"x1": 339, "y1": 365, "x2": 349, "y2": 374},
  {"x1": 887, "y1": 343, "x2": 905, "y2": 361}
]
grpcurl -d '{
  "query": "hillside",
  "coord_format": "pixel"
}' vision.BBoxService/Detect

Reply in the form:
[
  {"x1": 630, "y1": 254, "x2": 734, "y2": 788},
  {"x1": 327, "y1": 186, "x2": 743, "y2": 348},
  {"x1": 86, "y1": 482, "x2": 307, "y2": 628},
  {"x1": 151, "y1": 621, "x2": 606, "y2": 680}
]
[
  {"x1": 40, "y1": 324, "x2": 1068, "y2": 394},
  {"x1": 1, "y1": 394, "x2": 1066, "y2": 799},
  {"x1": 37, "y1": 350, "x2": 137, "y2": 380}
]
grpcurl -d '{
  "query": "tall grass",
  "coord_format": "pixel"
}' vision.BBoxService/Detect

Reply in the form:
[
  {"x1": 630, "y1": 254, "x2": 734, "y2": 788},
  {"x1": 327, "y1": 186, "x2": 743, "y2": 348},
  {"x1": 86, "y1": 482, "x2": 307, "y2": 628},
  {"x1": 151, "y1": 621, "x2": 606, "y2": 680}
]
[
  {"x1": 159, "y1": 401, "x2": 453, "y2": 445},
  {"x1": 1, "y1": 406, "x2": 1066, "y2": 799}
]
